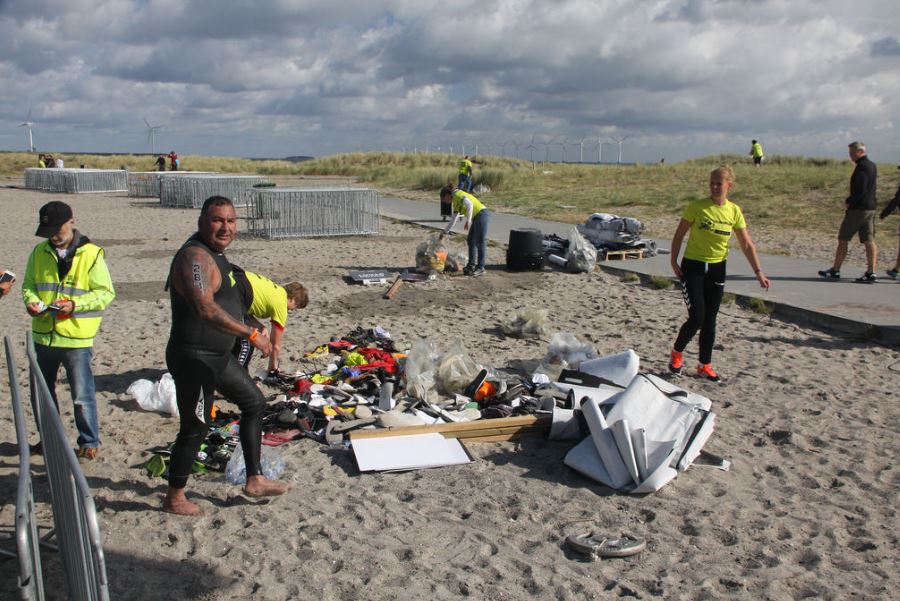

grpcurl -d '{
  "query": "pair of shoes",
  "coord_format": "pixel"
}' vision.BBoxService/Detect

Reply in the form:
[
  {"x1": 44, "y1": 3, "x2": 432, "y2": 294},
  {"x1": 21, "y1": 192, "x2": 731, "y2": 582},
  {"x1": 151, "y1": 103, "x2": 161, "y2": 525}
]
[
  {"x1": 471, "y1": 267, "x2": 485, "y2": 277},
  {"x1": 855, "y1": 272, "x2": 877, "y2": 283},
  {"x1": 696, "y1": 363, "x2": 721, "y2": 382},
  {"x1": 463, "y1": 265, "x2": 475, "y2": 276},
  {"x1": 76, "y1": 447, "x2": 99, "y2": 463},
  {"x1": 887, "y1": 269, "x2": 899, "y2": 280},
  {"x1": 668, "y1": 350, "x2": 683, "y2": 374},
  {"x1": 818, "y1": 267, "x2": 840, "y2": 279}
]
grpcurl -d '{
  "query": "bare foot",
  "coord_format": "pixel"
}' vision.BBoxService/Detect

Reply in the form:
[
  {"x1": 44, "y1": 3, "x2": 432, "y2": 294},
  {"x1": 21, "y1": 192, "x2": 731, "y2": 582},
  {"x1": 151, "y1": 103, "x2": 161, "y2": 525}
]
[
  {"x1": 162, "y1": 488, "x2": 202, "y2": 516},
  {"x1": 243, "y1": 475, "x2": 288, "y2": 498}
]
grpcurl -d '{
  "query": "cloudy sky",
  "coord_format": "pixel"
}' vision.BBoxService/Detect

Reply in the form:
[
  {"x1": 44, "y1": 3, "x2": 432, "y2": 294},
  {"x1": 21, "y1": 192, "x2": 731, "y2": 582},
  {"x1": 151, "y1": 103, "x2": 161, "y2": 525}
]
[{"x1": 1, "y1": 0, "x2": 898, "y2": 163}]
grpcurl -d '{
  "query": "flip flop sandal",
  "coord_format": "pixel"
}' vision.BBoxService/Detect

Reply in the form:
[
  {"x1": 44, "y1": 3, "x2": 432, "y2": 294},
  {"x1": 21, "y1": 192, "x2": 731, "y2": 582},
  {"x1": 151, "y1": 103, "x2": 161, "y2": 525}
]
[{"x1": 565, "y1": 533, "x2": 647, "y2": 559}]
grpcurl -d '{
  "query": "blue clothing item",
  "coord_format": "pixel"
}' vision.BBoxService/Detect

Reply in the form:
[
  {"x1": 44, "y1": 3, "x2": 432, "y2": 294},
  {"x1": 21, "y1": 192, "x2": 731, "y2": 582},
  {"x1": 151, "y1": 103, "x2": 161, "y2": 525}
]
[
  {"x1": 35, "y1": 344, "x2": 99, "y2": 448},
  {"x1": 467, "y1": 209, "x2": 491, "y2": 269},
  {"x1": 458, "y1": 173, "x2": 473, "y2": 193}
]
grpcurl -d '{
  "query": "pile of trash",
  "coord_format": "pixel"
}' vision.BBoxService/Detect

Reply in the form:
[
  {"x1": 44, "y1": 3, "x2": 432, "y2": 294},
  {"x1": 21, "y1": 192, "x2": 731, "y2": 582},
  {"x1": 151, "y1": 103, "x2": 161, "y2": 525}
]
[{"x1": 573, "y1": 213, "x2": 658, "y2": 259}]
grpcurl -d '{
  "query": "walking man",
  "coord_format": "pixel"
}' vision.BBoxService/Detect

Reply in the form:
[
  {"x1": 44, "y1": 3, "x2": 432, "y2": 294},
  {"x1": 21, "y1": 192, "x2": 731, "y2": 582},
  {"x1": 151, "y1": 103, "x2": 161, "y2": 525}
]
[
  {"x1": 163, "y1": 196, "x2": 286, "y2": 516},
  {"x1": 458, "y1": 155, "x2": 474, "y2": 192},
  {"x1": 22, "y1": 201, "x2": 116, "y2": 462},
  {"x1": 819, "y1": 142, "x2": 878, "y2": 282}
]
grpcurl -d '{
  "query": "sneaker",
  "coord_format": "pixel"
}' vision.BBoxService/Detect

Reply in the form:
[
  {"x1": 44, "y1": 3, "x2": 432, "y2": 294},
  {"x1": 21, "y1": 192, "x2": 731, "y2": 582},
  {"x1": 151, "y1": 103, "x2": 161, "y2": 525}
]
[
  {"x1": 668, "y1": 350, "x2": 683, "y2": 374},
  {"x1": 76, "y1": 447, "x2": 98, "y2": 463},
  {"x1": 696, "y1": 363, "x2": 721, "y2": 382},
  {"x1": 818, "y1": 267, "x2": 840, "y2": 279},
  {"x1": 885, "y1": 269, "x2": 898, "y2": 280},
  {"x1": 471, "y1": 267, "x2": 485, "y2": 277},
  {"x1": 463, "y1": 265, "x2": 475, "y2": 276},
  {"x1": 855, "y1": 272, "x2": 877, "y2": 283}
]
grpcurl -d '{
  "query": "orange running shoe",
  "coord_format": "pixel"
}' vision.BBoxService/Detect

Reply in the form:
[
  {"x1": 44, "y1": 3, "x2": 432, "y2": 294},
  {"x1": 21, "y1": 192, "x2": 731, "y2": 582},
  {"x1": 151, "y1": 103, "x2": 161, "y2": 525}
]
[
  {"x1": 668, "y1": 350, "x2": 683, "y2": 374},
  {"x1": 696, "y1": 363, "x2": 721, "y2": 382}
]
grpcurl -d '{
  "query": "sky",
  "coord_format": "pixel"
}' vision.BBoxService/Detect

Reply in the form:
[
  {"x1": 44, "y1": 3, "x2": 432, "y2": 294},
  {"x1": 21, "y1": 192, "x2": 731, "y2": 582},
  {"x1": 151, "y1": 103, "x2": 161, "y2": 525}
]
[{"x1": 1, "y1": 0, "x2": 899, "y2": 164}]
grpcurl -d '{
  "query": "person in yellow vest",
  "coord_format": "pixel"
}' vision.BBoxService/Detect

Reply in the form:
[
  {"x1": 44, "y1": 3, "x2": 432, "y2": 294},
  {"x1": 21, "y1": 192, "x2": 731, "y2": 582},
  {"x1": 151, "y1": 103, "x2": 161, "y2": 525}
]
[
  {"x1": 441, "y1": 183, "x2": 491, "y2": 276},
  {"x1": 231, "y1": 265, "x2": 308, "y2": 375},
  {"x1": 749, "y1": 140, "x2": 764, "y2": 167},
  {"x1": 458, "y1": 155, "x2": 474, "y2": 192},
  {"x1": 22, "y1": 201, "x2": 115, "y2": 463}
]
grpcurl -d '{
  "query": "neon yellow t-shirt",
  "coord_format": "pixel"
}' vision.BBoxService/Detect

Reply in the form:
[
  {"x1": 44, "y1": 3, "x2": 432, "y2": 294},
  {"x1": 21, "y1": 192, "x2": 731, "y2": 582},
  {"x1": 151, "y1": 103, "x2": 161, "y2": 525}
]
[
  {"x1": 245, "y1": 271, "x2": 288, "y2": 327},
  {"x1": 682, "y1": 199, "x2": 746, "y2": 263}
]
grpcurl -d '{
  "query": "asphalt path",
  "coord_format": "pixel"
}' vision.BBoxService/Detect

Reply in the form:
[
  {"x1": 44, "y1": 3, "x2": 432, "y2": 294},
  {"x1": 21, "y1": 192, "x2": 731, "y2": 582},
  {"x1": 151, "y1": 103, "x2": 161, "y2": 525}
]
[{"x1": 379, "y1": 195, "x2": 900, "y2": 344}]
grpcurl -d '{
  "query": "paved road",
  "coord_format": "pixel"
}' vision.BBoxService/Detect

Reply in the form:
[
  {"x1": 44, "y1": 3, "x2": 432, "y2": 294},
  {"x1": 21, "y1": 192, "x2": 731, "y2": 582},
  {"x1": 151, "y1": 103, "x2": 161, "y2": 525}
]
[{"x1": 379, "y1": 196, "x2": 900, "y2": 344}]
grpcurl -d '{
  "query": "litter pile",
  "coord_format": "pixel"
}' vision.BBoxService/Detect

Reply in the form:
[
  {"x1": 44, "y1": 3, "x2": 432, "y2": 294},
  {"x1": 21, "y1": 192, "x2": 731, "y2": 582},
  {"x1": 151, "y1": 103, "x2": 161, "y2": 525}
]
[
  {"x1": 544, "y1": 213, "x2": 659, "y2": 261},
  {"x1": 134, "y1": 325, "x2": 719, "y2": 493}
]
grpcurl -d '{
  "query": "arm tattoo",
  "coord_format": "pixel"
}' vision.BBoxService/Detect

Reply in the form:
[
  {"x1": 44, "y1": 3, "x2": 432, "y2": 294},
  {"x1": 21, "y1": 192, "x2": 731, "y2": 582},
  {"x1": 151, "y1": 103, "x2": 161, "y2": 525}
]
[{"x1": 191, "y1": 261, "x2": 204, "y2": 291}]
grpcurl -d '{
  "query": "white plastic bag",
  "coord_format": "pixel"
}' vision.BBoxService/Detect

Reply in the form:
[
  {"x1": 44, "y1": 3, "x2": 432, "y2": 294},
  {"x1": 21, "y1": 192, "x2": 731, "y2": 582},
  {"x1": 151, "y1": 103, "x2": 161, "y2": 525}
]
[
  {"x1": 436, "y1": 340, "x2": 482, "y2": 395},
  {"x1": 500, "y1": 308, "x2": 550, "y2": 339},
  {"x1": 404, "y1": 338, "x2": 440, "y2": 402},
  {"x1": 127, "y1": 373, "x2": 179, "y2": 417},
  {"x1": 543, "y1": 332, "x2": 598, "y2": 370},
  {"x1": 565, "y1": 226, "x2": 597, "y2": 273}
]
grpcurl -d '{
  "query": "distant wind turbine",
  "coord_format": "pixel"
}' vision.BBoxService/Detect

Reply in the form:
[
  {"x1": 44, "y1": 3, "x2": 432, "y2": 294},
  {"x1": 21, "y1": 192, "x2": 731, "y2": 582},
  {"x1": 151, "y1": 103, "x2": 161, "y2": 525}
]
[
  {"x1": 612, "y1": 135, "x2": 629, "y2": 164},
  {"x1": 19, "y1": 109, "x2": 35, "y2": 152},
  {"x1": 144, "y1": 118, "x2": 163, "y2": 154}
]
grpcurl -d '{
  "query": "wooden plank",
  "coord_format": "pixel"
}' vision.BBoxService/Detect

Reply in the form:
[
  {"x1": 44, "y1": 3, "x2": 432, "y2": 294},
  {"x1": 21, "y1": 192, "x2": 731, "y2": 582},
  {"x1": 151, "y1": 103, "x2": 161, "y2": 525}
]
[
  {"x1": 383, "y1": 275, "x2": 403, "y2": 299},
  {"x1": 350, "y1": 414, "x2": 550, "y2": 441},
  {"x1": 602, "y1": 249, "x2": 644, "y2": 261}
]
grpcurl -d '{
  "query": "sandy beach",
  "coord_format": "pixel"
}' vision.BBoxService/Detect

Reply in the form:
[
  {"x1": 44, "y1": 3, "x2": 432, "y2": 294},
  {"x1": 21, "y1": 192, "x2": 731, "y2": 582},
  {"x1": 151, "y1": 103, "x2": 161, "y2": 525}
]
[{"x1": 1, "y1": 183, "x2": 898, "y2": 601}]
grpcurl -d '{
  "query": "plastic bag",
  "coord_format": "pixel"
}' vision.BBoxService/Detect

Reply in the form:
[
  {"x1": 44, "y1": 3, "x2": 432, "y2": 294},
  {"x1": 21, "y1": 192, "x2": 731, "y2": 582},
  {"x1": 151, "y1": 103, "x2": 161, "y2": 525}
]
[
  {"x1": 435, "y1": 340, "x2": 482, "y2": 395},
  {"x1": 225, "y1": 442, "x2": 285, "y2": 485},
  {"x1": 444, "y1": 250, "x2": 468, "y2": 273},
  {"x1": 403, "y1": 338, "x2": 440, "y2": 402},
  {"x1": 500, "y1": 308, "x2": 550, "y2": 339},
  {"x1": 565, "y1": 226, "x2": 597, "y2": 273},
  {"x1": 415, "y1": 234, "x2": 449, "y2": 273},
  {"x1": 127, "y1": 373, "x2": 179, "y2": 417},
  {"x1": 543, "y1": 332, "x2": 598, "y2": 370}
]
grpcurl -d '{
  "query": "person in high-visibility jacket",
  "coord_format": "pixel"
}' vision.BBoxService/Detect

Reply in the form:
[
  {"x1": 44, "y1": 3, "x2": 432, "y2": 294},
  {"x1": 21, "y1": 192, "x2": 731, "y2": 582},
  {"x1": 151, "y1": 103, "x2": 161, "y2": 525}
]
[
  {"x1": 749, "y1": 140, "x2": 764, "y2": 167},
  {"x1": 457, "y1": 155, "x2": 474, "y2": 192},
  {"x1": 441, "y1": 183, "x2": 491, "y2": 276},
  {"x1": 22, "y1": 201, "x2": 115, "y2": 463}
]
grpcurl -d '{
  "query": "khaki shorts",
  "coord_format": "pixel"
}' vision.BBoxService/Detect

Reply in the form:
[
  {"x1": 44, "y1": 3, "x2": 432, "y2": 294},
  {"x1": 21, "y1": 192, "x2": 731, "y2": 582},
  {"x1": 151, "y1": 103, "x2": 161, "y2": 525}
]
[{"x1": 838, "y1": 210, "x2": 875, "y2": 242}]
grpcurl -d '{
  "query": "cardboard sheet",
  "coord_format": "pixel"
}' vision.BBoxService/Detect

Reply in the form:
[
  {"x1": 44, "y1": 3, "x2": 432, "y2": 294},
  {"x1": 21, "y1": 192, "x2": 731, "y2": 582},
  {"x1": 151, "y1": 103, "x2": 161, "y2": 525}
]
[{"x1": 352, "y1": 432, "x2": 471, "y2": 472}]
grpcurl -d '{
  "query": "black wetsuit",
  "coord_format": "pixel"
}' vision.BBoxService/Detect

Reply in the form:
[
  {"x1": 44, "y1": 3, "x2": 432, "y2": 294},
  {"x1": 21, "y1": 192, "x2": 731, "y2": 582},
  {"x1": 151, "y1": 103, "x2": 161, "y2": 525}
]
[{"x1": 166, "y1": 235, "x2": 264, "y2": 489}]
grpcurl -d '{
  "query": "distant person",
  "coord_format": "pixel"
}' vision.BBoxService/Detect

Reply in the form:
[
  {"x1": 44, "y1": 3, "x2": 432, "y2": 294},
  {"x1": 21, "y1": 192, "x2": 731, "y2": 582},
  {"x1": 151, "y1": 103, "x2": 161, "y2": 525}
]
[
  {"x1": 22, "y1": 201, "x2": 116, "y2": 462},
  {"x1": 818, "y1": 142, "x2": 878, "y2": 282},
  {"x1": 163, "y1": 196, "x2": 286, "y2": 515},
  {"x1": 879, "y1": 166, "x2": 900, "y2": 280},
  {"x1": 749, "y1": 140, "x2": 764, "y2": 167},
  {"x1": 37, "y1": 154, "x2": 46, "y2": 168},
  {"x1": 441, "y1": 182, "x2": 490, "y2": 277},
  {"x1": 45, "y1": 154, "x2": 56, "y2": 168},
  {"x1": 55, "y1": 155, "x2": 64, "y2": 169},
  {"x1": 230, "y1": 265, "x2": 308, "y2": 375},
  {"x1": 167, "y1": 150, "x2": 178, "y2": 171},
  {"x1": 155, "y1": 155, "x2": 166, "y2": 171},
  {"x1": 457, "y1": 155, "x2": 474, "y2": 192},
  {"x1": 668, "y1": 165, "x2": 770, "y2": 382}
]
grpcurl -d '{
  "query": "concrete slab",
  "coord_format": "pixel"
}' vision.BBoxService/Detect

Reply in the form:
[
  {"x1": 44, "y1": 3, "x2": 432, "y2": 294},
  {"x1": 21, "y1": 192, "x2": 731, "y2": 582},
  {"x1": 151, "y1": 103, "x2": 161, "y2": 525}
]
[{"x1": 380, "y1": 196, "x2": 900, "y2": 345}]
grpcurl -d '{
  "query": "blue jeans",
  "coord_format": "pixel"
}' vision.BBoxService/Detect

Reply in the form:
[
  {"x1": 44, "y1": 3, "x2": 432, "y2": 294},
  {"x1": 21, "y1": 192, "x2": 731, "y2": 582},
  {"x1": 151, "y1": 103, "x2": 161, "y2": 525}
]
[
  {"x1": 35, "y1": 344, "x2": 99, "y2": 448},
  {"x1": 458, "y1": 174, "x2": 472, "y2": 192},
  {"x1": 467, "y1": 209, "x2": 490, "y2": 269}
]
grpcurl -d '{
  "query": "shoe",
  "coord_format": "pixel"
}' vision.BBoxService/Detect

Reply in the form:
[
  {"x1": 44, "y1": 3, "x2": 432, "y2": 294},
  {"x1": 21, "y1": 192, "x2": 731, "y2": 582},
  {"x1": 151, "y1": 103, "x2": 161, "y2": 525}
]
[
  {"x1": 696, "y1": 363, "x2": 721, "y2": 382},
  {"x1": 887, "y1": 269, "x2": 899, "y2": 280},
  {"x1": 668, "y1": 350, "x2": 683, "y2": 374},
  {"x1": 30, "y1": 441, "x2": 43, "y2": 455},
  {"x1": 463, "y1": 265, "x2": 474, "y2": 276},
  {"x1": 855, "y1": 272, "x2": 877, "y2": 283},
  {"x1": 471, "y1": 267, "x2": 485, "y2": 277},
  {"x1": 818, "y1": 267, "x2": 840, "y2": 279},
  {"x1": 76, "y1": 447, "x2": 98, "y2": 463}
]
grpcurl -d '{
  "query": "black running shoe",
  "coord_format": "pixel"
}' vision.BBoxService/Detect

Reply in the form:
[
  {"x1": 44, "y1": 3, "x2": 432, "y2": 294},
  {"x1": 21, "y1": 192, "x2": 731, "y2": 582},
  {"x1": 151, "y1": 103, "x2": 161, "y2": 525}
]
[
  {"x1": 855, "y1": 272, "x2": 877, "y2": 283},
  {"x1": 818, "y1": 267, "x2": 840, "y2": 279}
]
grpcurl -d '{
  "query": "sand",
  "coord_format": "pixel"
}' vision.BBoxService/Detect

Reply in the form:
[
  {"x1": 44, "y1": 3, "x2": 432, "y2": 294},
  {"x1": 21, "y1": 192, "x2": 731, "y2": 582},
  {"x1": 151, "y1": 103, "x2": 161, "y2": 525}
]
[{"x1": 1, "y1": 183, "x2": 898, "y2": 601}]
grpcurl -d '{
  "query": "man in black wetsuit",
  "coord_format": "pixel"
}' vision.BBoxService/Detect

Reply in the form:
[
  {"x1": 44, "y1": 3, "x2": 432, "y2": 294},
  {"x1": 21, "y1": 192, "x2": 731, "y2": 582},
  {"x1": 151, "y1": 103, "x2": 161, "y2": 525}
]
[{"x1": 163, "y1": 196, "x2": 287, "y2": 516}]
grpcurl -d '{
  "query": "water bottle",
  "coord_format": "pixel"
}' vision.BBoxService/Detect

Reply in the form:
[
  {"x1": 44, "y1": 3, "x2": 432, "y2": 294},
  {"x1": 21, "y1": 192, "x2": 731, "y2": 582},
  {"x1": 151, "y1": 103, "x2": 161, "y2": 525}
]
[{"x1": 379, "y1": 379, "x2": 395, "y2": 411}]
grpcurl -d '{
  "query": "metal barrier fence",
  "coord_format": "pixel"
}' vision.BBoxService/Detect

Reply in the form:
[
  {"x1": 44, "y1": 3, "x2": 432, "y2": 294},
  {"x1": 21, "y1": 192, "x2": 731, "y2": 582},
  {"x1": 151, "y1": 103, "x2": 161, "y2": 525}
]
[
  {"x1": 2, "y1": 336, "x2": 45, "y2": 601},
  {"x1": 23, "y1": 169, "x2": 127, "y2": 194},
  {"x1": 127, "y1": 171, "x2": 218, "y2": 198},
  {"x1": 245, "y1": 187, "x2": 379, "y2": 239},
  {"x1": 25, "y1": 332, "x2": 110, "y2": 601},
  {"x1": 159, "y1": 174, "x2": 271, "y2": 208}
]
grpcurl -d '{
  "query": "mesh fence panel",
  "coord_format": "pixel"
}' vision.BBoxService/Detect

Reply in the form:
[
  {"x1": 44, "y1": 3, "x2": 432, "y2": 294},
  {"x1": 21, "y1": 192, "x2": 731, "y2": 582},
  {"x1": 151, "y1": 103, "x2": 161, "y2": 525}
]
[
  {"x1": 246, "y1": 187, "x2": 379, "y2": 239},
  {"x1": 23, "y1": 169, "x2": 127, "y2": 194},
  {"x1": 159, "y1": 175, "x2": 272, "y2": 208}
]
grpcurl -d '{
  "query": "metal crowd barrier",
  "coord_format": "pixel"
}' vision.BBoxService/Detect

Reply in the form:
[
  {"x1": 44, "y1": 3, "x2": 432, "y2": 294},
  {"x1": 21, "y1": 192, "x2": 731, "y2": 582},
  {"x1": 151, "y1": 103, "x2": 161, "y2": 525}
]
[
  {"x1": 2, "y1": 336, "x2": 45, "y2": 601},
  {"x1": 25, "y1": 332, "x2": 110, "y2": 601},
  {"x1": 23, "y1": 169, "x2": 127, "y2": 194},
  {"x1": 127, "y1": 171, "x2": 218, "y2": 198},
  {"x1": 246, "y1": 187, "x2": 379, "y2": 239},
  {"x1": 159, "y1": 174, "x2": 271, "y2": 208}
]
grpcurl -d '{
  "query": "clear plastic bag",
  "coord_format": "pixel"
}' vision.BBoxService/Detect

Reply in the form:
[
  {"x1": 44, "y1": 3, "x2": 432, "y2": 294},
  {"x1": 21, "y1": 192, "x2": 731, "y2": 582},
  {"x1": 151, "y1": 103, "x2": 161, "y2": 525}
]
[
  {"x1": 225, "y1": 442, "x2": 285, "y2": 485},
  {"x1": 403, "y1": 338, "x2": 440, "y2": 402},
  {"x1": 415, "y1": 234, "x2": 449, "y2": 273},
  {"x1": 543, "y1": 332, "x2": 598, "y2": 370},
  {"x1": 435, "y1": 339, "x2": 482, "y2": 395},
  {"x1": 500, "y1": 308, "x2": 550, "y2": 339},
  {"x1": 127, "y1": 373, "x2": 179, "y2": 417},
  {"x1": 565, "y1": 226, "x2": 597, "y2": 273}
]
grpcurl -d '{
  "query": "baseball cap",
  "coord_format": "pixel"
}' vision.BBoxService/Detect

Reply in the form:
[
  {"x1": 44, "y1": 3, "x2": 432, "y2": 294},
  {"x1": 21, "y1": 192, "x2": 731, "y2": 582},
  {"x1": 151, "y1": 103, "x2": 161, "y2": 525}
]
[{"x1": 35, "y1": 201, "x2": 73, "y2": 237}]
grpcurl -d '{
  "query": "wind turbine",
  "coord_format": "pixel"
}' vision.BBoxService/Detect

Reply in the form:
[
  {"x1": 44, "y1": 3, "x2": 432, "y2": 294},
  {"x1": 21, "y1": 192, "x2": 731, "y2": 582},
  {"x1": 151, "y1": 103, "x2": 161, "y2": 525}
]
[
  {"x1": 576, "y1": 137, "x2": 586, "y2": 163},
  {"x1": 19, "y1": 109, "x2": 35, "y2": 152},
  {"x1": 512, "y1": 140, "x2": 521, "y2": 159},
  {"x1": 611, "y1": 135, "x2": 629, "y2": 164},
  {"x1": 555, "y1": 137, "x2": 568, "y2": 163},
  {"x1": 144, "y1": 118, "x2": 163, "y2": 155},
  {"x1": 526, "y1": 135, "x2": 537, "y2": 165}
]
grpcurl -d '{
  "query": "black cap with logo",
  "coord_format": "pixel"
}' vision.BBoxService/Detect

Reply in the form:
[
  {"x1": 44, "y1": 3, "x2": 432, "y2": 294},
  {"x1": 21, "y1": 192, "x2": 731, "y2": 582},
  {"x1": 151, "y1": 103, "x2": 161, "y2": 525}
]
[{"x1": 35, "y1": 201, "x2": 73, "y2": 237}]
